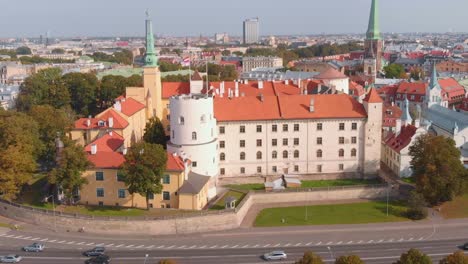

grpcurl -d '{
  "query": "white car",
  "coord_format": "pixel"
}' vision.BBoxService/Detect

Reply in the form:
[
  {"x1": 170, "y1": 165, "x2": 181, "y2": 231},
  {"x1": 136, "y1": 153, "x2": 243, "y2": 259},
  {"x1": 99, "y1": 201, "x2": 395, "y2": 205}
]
[
  {"x1": 0, "y1": 255, "x2": 22, "y2": 263},
  {"x1": 22, "y1": 243, "x2": 44, "y2": 252},
  {"x1": 263, "y1": 251, "x2": 287, "y2": 261}
]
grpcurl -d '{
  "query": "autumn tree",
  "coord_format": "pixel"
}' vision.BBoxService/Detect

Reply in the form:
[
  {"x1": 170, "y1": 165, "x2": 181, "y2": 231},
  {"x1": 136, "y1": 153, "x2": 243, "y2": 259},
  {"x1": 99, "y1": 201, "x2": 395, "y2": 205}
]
[
  {"x1": 17, "y1": 68, "x2": 70, "y2": 111},
  {"x1": 158, "y1": 260, "x2": 177, "y2": 264},
  {"x1": 410, "y1": 67, "x2": 425, "y2": 81},
  {"x1": 62, "y1": 72, "x2": 99, "y2": 116},
  {"x1": 393, "y1": 248, "x2": 432, "y2": 264},
  {"x1": 409, "y1": 134, "x2": 467, "y2": 205},
  {"x1": 143, "y1": 117, "x2": 167, "y2": 148},
  {"x1": 405, "y1": 190, "x2": 428, "y2": 220},
  {"x1": 439, "y1": 251, "x2": 468, "y2": 264},
  {"x1": 384, "y1": 64, "x2": 407, "y2": 79},
  {"x1": 0, "y1": 111, "x2": 42, "y2": 200},
  {"x1": 48, "y1": 139, "x2": 90, "y2": 204},
  {"x1": 121, "y1": 142, "x2": 167, "y2": 209},
  {"x1": 335, "y1": 255, "x2": 364, "y2": 264},
  {"x1": 295, "y1": 251, "x2": 324, "y2": 264}
]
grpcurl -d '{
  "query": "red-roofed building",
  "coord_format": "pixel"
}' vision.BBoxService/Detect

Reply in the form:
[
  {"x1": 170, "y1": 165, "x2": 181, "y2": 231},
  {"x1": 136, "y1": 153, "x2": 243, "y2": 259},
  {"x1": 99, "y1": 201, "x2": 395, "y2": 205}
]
[
  {"x1": 349, "y1": 81, "x2": 366, "y2": 101},
  {"x1": 382, "y1": 103, "x2": 403, "y2": 135},
  {"x1": 382, "y1": 123, "x2": 426, "y2": 177},
  {"x1": 459, "y1": 97, "x2": 468, "y2": 113},
  {"x1": 438, "y1": 78, "x2": 466, "y2": 107}
]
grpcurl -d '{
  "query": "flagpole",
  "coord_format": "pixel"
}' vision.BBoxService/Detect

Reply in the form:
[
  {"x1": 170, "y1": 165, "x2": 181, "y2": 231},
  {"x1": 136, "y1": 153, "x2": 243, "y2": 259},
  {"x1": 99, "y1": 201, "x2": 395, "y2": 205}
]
[{"x1": 188, "y1": 51, "x2": 192, "y2": 81}]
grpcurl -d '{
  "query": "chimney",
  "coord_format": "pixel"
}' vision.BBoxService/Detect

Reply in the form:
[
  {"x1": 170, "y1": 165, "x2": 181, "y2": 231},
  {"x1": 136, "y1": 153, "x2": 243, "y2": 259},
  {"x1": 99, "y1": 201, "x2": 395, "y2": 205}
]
[
  {"x1": 309, "y1": 98, "x2": 315, "y2": 112},
  {"x1": 235, "y1": 81, "x2": 239, "y2": 90},
  {"x1": 108, "y1": 130, "x2": 113, "y2": 136},
  {"x1": 91, "y1": 144, "x2": 97, "y2": 155},
  {"x1": 108, "y1": 117, "x2": 114, "y2": 128},
  {"x1": 244, "y1": 79, "x2": 248, "y2": 85},
  {"x1": 259, "y1": 93, "x2": 264, "y2": 102},
  {"x1": 122, "y1": 146, "x2": 128, "y2": 155},
  {"x1": 86, "y1": 118, "x2": 91, "y2": 127},
  {"x1": 285, "y1": 80, "x2": 289, "y2": 85},
  {"x1": 258, "y1": 80, "x2": 264, "y2": 89},
  {"x1": 395, "y1": 119, "x2": 402, "y2": 135},
  {"x1": 114, "y1": 101, "x2": 122, "y2": 112},
  {"x1": 414, "y1": 119, "x2": 420, "y2": 128}
]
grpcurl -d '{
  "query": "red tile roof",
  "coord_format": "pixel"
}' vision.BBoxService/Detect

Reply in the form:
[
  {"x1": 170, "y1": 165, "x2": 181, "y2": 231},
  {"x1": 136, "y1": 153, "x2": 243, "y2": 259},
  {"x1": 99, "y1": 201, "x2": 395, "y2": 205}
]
[
  {"x1": 396, "y1": 82, "x2": 427, "y2": 95},
  {"x1": 74, "y1": 109, "x2": 129, "y2": 130},
  {"x1": 349, "y1": 81, "x2": 365, "y2": 97},
  {"x1": 117, "y1": 97, "x2": 146, "y2": 116},
  {"x1": 214, "y1": 96, "x2": 281, "y2": 121},
  {"x1": 166, "y1": 153, "x2": 185, "y2": 172},
  {"x1": 384, "y1": 125, "x2": 417, "y2": 153},
  {"x1": 162, "y1": 82, "x2": 190, "y2": 99},
  {"x1": 382, "y1": 104, "x2": 402, "y2": 128},
  {"x1": 438, "y1": 78, "x2": 466, "y2": 103},
  {"x1": 363, "y1": 88, "x2": 383, "y2": 103},
  {"x1": 315, "y1": 68, "x2": 348, "y2": 80},
  {"x1": 210, "y1": 81, "x2": 278, "y2": 97},
  {"x1": 86, "y1": 132, "x2": 125, "y2": 169}
]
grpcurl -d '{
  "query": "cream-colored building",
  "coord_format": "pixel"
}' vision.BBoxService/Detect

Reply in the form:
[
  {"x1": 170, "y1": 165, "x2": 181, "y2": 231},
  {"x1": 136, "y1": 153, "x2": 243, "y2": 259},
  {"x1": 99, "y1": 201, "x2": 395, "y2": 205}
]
[{"x1": 242, "y1": 56, "x2": 283, "y2": 72}]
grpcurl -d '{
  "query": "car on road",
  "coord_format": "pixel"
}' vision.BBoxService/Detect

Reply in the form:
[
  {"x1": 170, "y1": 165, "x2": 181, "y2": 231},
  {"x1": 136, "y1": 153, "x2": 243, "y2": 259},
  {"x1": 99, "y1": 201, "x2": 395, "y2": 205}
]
[
  {"x1": 83, "y1": 247, "x2": 105, "y2": 257},
  {"x1": 84, "y1": 255, "x2": 110, "y2": 264},
  {"x1": 22, "y1": 243, "x2": 44, "y2": 252},
  {"x1": 0, "y1": 255, "x2": 22, "y2": 263},
  {"x1": 263, "y1": 251, "x2": 287, "y2": 261},
  {"x1": 462, "y1": 242, "x2": 468, "y2": 250}
]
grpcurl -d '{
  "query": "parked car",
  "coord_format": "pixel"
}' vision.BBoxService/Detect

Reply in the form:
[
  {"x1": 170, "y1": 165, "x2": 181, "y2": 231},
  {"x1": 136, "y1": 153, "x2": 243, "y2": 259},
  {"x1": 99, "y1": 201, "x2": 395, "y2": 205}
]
[
  {"x1": 85, "y1": 255, "x2": 110, "y2": 264},
  {"x1": 263, "y1": 251, "x2": 287, "y2": 261},
  {"x1": 22, "y1": 243, "x2": 44, "y2": 252},
  {"x1": 83, "y1": 247, "x2": 105, "y2": 257},
  {"x1": 462, "y1": 242, "x2": 468, "y2": 250},
  {"x1": 0, "y1": 255, "x2": 22, "y2": 263}
]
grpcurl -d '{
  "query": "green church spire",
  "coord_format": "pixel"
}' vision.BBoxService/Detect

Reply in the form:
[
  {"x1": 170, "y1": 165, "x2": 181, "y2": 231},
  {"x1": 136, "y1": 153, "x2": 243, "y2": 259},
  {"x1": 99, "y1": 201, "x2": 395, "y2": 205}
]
[
  {"x1": 366, "y1": 0, "x2": 381, "y2": 40},
  {"x1": 145, "y1": 10, "x2": 158, "y2": 67}
]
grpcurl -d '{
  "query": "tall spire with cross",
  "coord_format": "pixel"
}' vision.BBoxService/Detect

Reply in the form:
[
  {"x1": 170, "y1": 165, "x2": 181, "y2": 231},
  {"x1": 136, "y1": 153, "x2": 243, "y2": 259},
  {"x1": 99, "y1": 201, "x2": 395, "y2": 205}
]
[
  {"x1": 366, "y1": 0, "x2": 381, "y2": 40},
  {"x1": 145, "y1": 10, "x2": 158, "y2": 67},
  {"x1": 364, "y1": 0, "x2": 384, "y2": 71}
]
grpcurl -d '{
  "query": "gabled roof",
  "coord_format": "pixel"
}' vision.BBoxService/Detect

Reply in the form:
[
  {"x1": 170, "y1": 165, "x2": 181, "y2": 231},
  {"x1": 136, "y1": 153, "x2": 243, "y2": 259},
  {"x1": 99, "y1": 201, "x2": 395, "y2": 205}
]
[
  {"x1": 349, "y1": 81, "x2": 366, "y2": 97},
  {"x1": 396, "y1": 82, "x2": 427, "y2": 95},
  {"x1": 314, "y1": 68, "x2": 348, "y2": 80},
  {"x1": 438, "y1": 78, "x2": 466, "y2": 101},
  {"x1": 425, "y1": 104, "x2": 468, "y2": 134},
  {"x1": 162, "y1": 82, "x2": 190, "y2": 99},
  {"x1": 167, "y1": 153, "x2": 185, "y2": 172},
  {"x1": 191, "y1": 71, "x2": 203, "y2": 81},
  {"x1": 74, "y1": 109, "x2": 129, "y2": 130},
  {"x1": 96, "y1": 109, "x2": 129, "y2": 129},
  {"x1": 363, "y1": 88, "x2": 383, "y2": 103},
  {"x1": 384, "y1": 125, "x2": 417, "y2": 153},
  {"x1": 382, "y1": 103, "x2": 402, "y2": 127},
  {"x1": 178, "y1": 171, "x2": 211, "y2": 195},
  {"x1": 118, "y1": 97, "x2": 146, "y2": 116},
  {"x1": 85, "y1": 132, "x2": 125, "y2": 169}
]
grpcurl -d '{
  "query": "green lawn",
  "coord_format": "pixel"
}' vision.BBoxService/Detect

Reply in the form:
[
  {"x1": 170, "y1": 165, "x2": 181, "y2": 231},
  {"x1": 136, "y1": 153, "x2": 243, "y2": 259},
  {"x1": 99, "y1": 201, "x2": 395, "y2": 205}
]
[
  {"x1": 62, "y1": 205, "x2": 146, "y2": 217},
  {"x1": 440, "y1": 194, "x2": 468, "y2": 219},
  {"x1": 225, "y1": 183, "x2": 265, "y2": 191},
  {"x1": 254, "y1": 201, "x2": 409, "y2": 227},
  {"x1": 210, "y1": 190, "x2": 246, "y2": 210},
  {"x1": 400, "y1": 177, "x2": 416, "y2": 184},
  {"x1": 301, "y1": 178, "x2": 382, "y2": 188}
]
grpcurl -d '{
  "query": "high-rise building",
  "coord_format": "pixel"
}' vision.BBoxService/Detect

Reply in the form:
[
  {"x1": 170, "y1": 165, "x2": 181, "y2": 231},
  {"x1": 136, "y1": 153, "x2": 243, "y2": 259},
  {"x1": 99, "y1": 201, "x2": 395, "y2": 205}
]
[
  {"x1": 243, "y1": 18, "x2": 260, "y2": 44},
  {"x1": 364, "y1": 0, "x2": 384, "y2": 71}
]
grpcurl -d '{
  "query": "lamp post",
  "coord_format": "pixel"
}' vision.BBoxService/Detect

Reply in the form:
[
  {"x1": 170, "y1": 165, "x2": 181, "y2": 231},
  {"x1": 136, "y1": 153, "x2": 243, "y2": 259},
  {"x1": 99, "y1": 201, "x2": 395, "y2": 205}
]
[
  {"x1": 143, "y1": 254, "x2": 149, "y2": 264},
  {"x1": 45, "y1": 195, "x2": 57, "y2": 232},
  {"x1": 386, "y1": 184, "x2": 394, "y2": 217},
  {"x1": 327, "y1": 246, "x2": 335, "y2": 260}
]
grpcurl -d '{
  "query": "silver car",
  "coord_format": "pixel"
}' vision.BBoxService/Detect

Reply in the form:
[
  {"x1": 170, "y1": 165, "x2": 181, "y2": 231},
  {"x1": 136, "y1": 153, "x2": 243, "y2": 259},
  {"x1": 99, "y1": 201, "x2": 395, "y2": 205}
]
[
  {"x1": 22, "y1": 243, "x2": 44, "y2": 252},
  {"x1": 263, "y1": 251, "x2": 287, "y2": 261},
  {"x1": 0, "y1": 255, "x2": 22, "y2": 263}
]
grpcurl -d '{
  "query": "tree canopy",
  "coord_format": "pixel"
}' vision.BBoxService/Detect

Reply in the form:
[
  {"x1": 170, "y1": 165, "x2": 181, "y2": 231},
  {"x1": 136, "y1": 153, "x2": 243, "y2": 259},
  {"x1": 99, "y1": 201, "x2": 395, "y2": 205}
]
[
  {"x1": 409, "y1": 134, "x2": 467, "y2": 205},
  {"x1": 295, "y1": 251, "x2": 324, "y2": 264},
  {"x1": 16, "y1": 46, "x2": 32, "y2": 55},
  {"x1": 335, "y1": 255, "x2": 364, "y2": 264},
  {"x1": 121, "y1": 142, "x2": 167, "y2": 209},
  {"x1": 393, "y1": 248, "x2": 432, "y2": 264},
  {"x1": 143, "y1": 117, "x2": 167, "y2": 148},
  {"x1": 384, "y1": 64, "x2": 407, "y2": 79},
  {"x1": 62, "y1": 72, "x2": 99, "y2": 116},
  {"x1": 439, "y1": 251, "x2": 468, "y2": 264},
  {"x1": 90, "y1": 50, "x2": 133, "y2": 65}
]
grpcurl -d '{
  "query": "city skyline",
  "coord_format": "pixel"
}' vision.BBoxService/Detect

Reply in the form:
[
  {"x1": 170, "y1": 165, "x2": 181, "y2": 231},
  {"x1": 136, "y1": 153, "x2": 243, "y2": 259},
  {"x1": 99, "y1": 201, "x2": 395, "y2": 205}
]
[{"x1": 1, "y1": 0, "x2": 468, "y2": 38}]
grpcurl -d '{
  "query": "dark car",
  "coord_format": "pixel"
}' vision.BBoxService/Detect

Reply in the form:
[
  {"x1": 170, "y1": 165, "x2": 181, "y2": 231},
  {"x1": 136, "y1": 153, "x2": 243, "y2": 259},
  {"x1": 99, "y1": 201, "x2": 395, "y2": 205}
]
[
  {"x1": 462, "y1": 242, "x2": 468, "y2": 250},
  {"x1": 85, "y1": 255, "x2": 110, "y2": 264},
  {"x1": 82, "y1": 247, "x2": 105, "y2": 257}
]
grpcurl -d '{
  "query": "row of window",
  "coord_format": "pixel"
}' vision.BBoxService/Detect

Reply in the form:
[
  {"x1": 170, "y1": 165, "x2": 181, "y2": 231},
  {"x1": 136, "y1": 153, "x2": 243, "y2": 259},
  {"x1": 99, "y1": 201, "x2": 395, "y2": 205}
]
[
  {"x1": 219, "y1": 137, "x2": 357, "y2": 149},
  {"x1": 95, "y1": 172, "x2": 171, "y2": 184},
  {"x1": 178, "y1": 114, "x2": 213, "y2": 125},
  {"x1": 220, "y1": 148, "x2": 357, "y2": 161},
  {"x1": 219, "y1": 163, "x2": 346, "y2": 175},
  {"x1": 96, "y1": 188, "x2": 171, "y2": 200},
  {"x1": 218, "y1": 122, "x2": 358, "y2": 134}
]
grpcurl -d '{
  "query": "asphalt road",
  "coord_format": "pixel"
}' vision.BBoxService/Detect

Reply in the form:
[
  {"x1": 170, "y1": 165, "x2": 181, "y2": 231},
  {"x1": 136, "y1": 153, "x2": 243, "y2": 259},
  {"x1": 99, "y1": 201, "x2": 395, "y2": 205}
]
[{"x1": 0, "y1": 238, "x2": 466, "y2": 264}]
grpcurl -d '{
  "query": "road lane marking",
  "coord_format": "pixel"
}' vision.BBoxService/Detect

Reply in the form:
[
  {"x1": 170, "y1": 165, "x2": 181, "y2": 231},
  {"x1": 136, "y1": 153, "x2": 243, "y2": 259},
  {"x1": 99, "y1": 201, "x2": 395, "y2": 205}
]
[
  {"x1": 23, "y1": 236, "x2": 32, "y2": 239},
  {"x1": 295, "y1": 243, "x2": 302, "y2": 246},
  {"x1": 57, "y1": 240, "x2": 66, "y2": 243},
  {"x1": 125, "y1": 245, "x2": 135, "y2": 248},
  {"x1": 418, "y1": 237, "x2": 424, "y2": 241},
  {"x1": 116, "y1": 244, "x2": 124, "y2": 248},
  {"x1": 377, "y1": 239, "x2": 384, "y2": 243},
  {"x1": 408, "y1": 237, "x2": 414, "y2": 241},
  {"x1": 49, "y1": 240, "x2": 57, "y2": 242},
  {"x1": 146, "y1": 245, "x2": 155, "y2": 249},
  {"x1": 167, "y1": 245, "x2": 175, "y2": 249},
  {"x1": 32, "y1": 237, "x2": 40, "y2": 240},
  {"x1": 388, "y1": 239, "x2": 394, "y2": 242},
  {"x1": 178, "y1": 245, "x2": 186, "y2": 249},
  {"x1": 95, "y1": 243, "x2": 105, "y2": 246},
  {"x1": 367, "y1": 240, "x2": 374, "y2": 243},
  {"x1": 86, "y1": 243, "x2": 94, "y2": 246},
  {"x1": 66, "y1": 241, "x2": 75, "y2": 244},
  {"x1": 5, "y1": 235, "x2": 14, "y2": 238},
  {"x1": 209, "y1": 245, "x2": 217, "y2": 249},
  {"x1": 188, "y1": 245, "x2": 196, "y2": 249},
  {"x1": 241, "y1": 245, "x2": 249, "y2": 248},
  {"x1": 157, "y1": 245, "x2": 165, "y2": 249},
  {"x1": 357, "y1": 240, "x2": 364, "y2": 244},
  {"x1": 136, "y1": 245, "x2": 145, "y2": 248},
  {"x1": 263, "y1": 244, "x2": 271, "y2": 248},
  {"x1": 253, "y1": 244, "x2": 260, "y2": 248},
  {"x1": 347, "y1": 241, "x2": 353, "y2": 244},
  {"x1": 105, "y1": 244, "x2": 114, "y2": 247},
  {"x1": 198, "y1": 245, "x2": 207, "y2": 249},
  {"x1": 398, "y1": 238, "x2": 404, "y2": 242},
  {"x1": 316, "y1": 242, "x2": 322, "y2": 245},
  {"x1": 77, "y1": 242, "x2": 85, "y2": 245},
  {"x1": 273, "y1": 243, "x2": 281, "y2": 247},
  {"x1": 231, "y1": 245, "x2": 239, "y2": 248},
  {"x1": 336, "y1": 241, "x2": 343, "y2": 245},
  {"x1": 306, "y1": 242, "x2": 313, "y2": 246},
  {"x1": 284, "y1": 243, "x2": 291, "y2": 247},
  {"x1": 13, "y1": 235, "x2": 24, "y2": 239},
  {"x1": 40, "y1": 238, "x2": 48, "y2": 242},
  {"x1": 326, "y1": 242, "x2": 333, "y2": 245}
]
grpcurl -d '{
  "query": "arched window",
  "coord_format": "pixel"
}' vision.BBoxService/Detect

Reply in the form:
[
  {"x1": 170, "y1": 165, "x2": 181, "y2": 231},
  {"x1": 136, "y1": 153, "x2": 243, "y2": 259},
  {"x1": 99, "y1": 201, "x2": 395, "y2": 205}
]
[
  {"x1": 351, "y1": 148, "x2": 357, "y2": 157},
  {"x1": 339, "y1": 149, "x2": 344, "y2": 157},
  {"x1": 283, "y1": 150, "x2": 288, "y2": 159},
  {"x1": 240, "y1": 152, "x2": 246, "y2": 160},
  {"x1": 317, "y1": 149, "x2": 322, "y2": 158},
  {"x1": 294, "y1": 150, "x2": 299, "y2": 158},
  {"x1": 179, "y1": 116, "x2": 185, "y2": 125},
  {"x1": 192, "y1": 132, "x2": 197, "y2": 140},
  {"x1": 220, "y1": 153, "x2": 225, "y2": 161},
  {"x1": 256, "y1": 151, "x2": 262, "y2": 160},
  {"x1": 272, "y1": 151, "x2": 277, "y2": 159},
  {"x1": 201, "y1": 114, "x2": 206, "y2": 123}
]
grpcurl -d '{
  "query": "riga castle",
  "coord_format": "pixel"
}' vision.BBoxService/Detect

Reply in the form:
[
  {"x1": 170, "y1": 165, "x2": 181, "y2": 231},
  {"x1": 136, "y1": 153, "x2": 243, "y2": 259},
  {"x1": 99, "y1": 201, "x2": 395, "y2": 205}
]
[{"x1": 70, "y1": 2, "x2": 385, "y2": 210}]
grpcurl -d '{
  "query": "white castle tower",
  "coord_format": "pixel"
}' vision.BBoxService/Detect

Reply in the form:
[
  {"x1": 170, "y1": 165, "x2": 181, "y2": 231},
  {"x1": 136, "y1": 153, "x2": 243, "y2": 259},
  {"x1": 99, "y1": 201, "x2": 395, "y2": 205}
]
[{"x1": 167, "y1": 94, "x2": 218, "y2": 199}]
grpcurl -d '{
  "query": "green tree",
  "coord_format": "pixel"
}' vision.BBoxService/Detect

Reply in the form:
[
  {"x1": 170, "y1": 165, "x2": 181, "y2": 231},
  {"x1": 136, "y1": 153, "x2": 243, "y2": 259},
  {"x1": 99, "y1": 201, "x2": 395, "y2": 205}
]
[
  {"x1": 48, "y1": 139, "x2": 90, "y2": 204},
  {"x1": 439, "y1": 251, "x2": 468, "y2": 264},
  {"x1": 0, "y1": 111, "x2": 41, "y2": 200},
  {"x1": 143, "y1": 117, "x2": 167, "y2": 148},
  {"x1": 405, "y1": 190, "x2": 428, "y2": 220},
  {"x1": 161, "y1": 74, "x2": 190, "y2": 82},
  {"x1": 393, "y1": 248, "x2": 432, "y2": 264},
  {"x1": 62, "y1": 72, "x2": 99, "y2": 116},
  {"x1": 17, "y1": 68, "x2": 70, "y2": 111},
  {"x1": 121, "y1": 142, "x2": 167, "y2": 209},
  {"x1": 335, "y1": 255, "x2": 364, "y2": 264},
  {"x1": 409, "y1": 134, "x2": 467, "y2": 205},
  {"x1": 98, "y1": 75, "x2": 128, "y2": 110},
  {"x1": 221, "y1": 50, "x2": 231, "y2": 56},
  {"x1": 160, "y1": 61, "x2": 182, "y2": 72},
  {"x1": 295, "y1": 251, "x2": 324, "y2": 264},
  {"x1": 16, "y1": 46, "x2": 32, "y2": 55},
  {"x1": 384, "y1": 64, "x2": 407, "y2": 79},
  {"x1": 410, "y1": 67, "x2": 425, "y2": 81},
  {"x1": 51, "y1": 48, "x2": 65, "y2": 54},
  {"x1": 233, "y1": 51, "x2": 243, "y2": 56}
]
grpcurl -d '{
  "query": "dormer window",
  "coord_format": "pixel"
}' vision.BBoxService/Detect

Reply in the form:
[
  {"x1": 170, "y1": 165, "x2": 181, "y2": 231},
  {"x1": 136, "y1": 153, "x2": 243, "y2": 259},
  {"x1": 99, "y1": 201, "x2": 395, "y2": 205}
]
[{"x1": 98, "y1": 120, "x2": 105, "y2": 127}]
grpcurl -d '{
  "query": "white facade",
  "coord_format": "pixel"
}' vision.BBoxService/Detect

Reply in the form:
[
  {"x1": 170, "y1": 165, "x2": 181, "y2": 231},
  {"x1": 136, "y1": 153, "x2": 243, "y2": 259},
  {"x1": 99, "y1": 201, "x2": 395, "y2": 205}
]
[
  {"x1": 242, "y1": 57, "x2": 283, "y2": 72},
  {"x1": 217, "y1": 119, "x2": 366, "y2": 177},
  {"x1": 322, "y1": 78, "x2": 350, "y2": 95},
  {"x1": 243, "y1": 18, "x2": 260, "y2": 44},
  {"x1": 0, "y1": 84, "x2": 19, "y2": 110},
  {"x1": 167, "y1": 94, "x2": 218, "y2": 198}
]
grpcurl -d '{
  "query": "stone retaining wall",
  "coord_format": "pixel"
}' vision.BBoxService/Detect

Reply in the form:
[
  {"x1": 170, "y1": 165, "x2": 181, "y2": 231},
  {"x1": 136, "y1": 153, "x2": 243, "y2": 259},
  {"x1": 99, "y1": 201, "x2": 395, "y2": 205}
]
[{"x1": 0, "y1": 185, "x2": 395, "y2": 235}]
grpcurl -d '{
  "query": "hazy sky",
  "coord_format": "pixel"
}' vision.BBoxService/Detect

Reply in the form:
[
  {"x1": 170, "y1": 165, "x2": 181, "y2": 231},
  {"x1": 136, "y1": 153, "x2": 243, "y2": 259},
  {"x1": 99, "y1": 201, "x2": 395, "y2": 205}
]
[{"x1": 1, "y1": 0, "x2": 467, "y2": 38}]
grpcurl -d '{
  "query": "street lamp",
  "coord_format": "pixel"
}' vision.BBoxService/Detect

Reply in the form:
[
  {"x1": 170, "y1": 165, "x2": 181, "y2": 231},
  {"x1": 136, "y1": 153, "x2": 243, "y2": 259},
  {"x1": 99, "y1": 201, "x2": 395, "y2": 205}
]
[
  {"x1": 143, "y1": 254, "x2": 149, "y2": 264},
  {"x1": 327, "y1": 246, "x2": 335, "y2": 260},
  {"x1": 45, "y1": 195, "x2": 57, "y2": 232}
]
